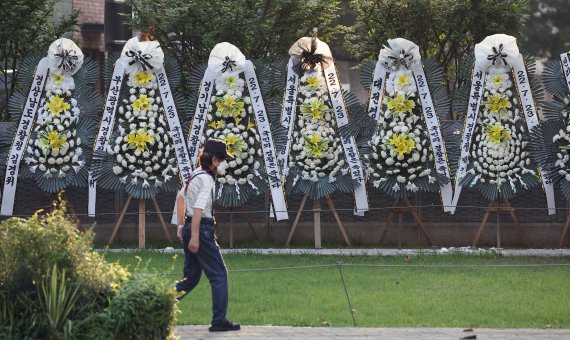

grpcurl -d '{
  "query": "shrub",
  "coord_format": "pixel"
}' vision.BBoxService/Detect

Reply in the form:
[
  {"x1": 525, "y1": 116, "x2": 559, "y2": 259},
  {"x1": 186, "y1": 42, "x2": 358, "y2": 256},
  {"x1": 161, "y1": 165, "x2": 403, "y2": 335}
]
[{"x1": 0, "y1": 197, "x2": 177, "y2": 339}]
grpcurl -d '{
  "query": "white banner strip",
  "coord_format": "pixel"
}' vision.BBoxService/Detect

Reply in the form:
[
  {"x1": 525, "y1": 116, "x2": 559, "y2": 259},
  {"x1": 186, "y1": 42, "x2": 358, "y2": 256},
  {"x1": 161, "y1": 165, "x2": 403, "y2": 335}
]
[
  {"x1": 412, "y1": 64, "x2": 453, "y2": 212},
  {"x1": 324, "y1": 64, "x2": 369, "y2": 215},
  {"x1": 512, "y1": 55, "x2": 556, "y2": 215},
  {"x1": 366, "y1": 61, "x2": 387, "y2": 122},
  {"x1": 560, "y1": 52, "x2": 570, "y2": 93},
  {"x1": 244, "y1": 61, "x2": 289, "y2": 221},
  {"x1": 450, "y1": 64, "x2": 486, "y2": 214},
  {"x1": 88, "y1": 60, "x2": 127, "y2": 217},
  {"x1": 156, "y1": 69, "x2": 192, "y2": 183},
  {"x1": 1, "y1": 58, "x2": 49, "y2": 216},
  {"x1": 277, "y1": 57, "x2": 299, "y2": 179},
  {"x1": 187, "y1": 68, "x2": 216, "y2": 168}
]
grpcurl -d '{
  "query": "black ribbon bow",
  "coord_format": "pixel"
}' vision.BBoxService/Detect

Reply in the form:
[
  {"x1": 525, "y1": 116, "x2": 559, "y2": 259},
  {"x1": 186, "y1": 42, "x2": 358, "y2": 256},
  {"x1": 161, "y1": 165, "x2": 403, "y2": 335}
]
[
  {"x1": 221, "y1": 56, "x2": 237, "y2": 72},
  {"x1": 487, "y1": 44, "x2": 508, "y2": 66},
  {"x1": 125, "y1": 50, "x2": 154, "y2": 71},
  {"x1": 55, "y1": 46, "x2": 79, "y2": 73},
  {"x1": 385, "y1": 48, "x2": 414, "y2": 70},
  {"x1": 297, "y1": 38, "x2": 325, "y2": 71}
]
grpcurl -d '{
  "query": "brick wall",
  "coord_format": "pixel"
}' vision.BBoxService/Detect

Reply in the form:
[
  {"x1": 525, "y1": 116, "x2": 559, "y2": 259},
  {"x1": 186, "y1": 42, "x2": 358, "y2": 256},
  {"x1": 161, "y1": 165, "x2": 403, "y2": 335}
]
[{"x1": 73, "y1": 0, "x2": 105, "y2": 52}]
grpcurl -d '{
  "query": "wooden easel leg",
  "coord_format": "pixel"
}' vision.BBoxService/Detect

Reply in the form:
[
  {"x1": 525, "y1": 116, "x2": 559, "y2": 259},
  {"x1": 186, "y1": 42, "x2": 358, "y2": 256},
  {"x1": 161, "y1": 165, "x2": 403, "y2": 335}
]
[
  {"x1": 379, "y1": 199, "x2": 400, "y2": 245},
  {"x1": 240, "y1": 209, "x2": 261, "y2": 241},
  {"x1": 472, "y1": 201, "x2": 495, "y2": 247},
  {"x1": 403, "y1": 198, "x2": 434, "y2": 246},
  {"x1": 559, "y1": 212, "x2": 570, "y2": 248},
  {"x1": 285, "y1": 194, "x2": 308, "y2": 247},
  {"x1": 229, "y1": 208, "x2": 234, "y2": 249},
  {"x1": 397, "y1": 211, "x2": 403, "y2": 249},
  {"x1": 313, "y1": 200, "x2": 322, "y2": 249},
  {"x1": 325, "y1": 196, "x2": 352, "y2": 247},
  {"x1": 138, "y1": 199, "x2": 146, "y2": 249},
  {"x1": 496, "y1": 210, "x2": 501, "y2": 248},
  {"x1": 151, "y1": 196, "x2": 172, "y2": 242},
  {"x1": 108, "y1": 195, "x2": 132, "y2": 245},
  {"x1": 504, "y1": 200, "x2": 530, "y2": 247}
]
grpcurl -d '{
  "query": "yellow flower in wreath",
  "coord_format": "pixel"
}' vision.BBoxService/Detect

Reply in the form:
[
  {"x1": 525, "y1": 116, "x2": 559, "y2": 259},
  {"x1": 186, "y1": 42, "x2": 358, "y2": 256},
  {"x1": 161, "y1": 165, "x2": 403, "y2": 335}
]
[
  {"x1": 389, "y1": 133, "x2": 415, "y2": 156},
  {"x1": 490, "y1": 74, "x2": 506, "y2": 88},
  {"x1": 386, "y1": 94, "x2": 415, "y2": 115},
  {"x1": 216, "y1": 96, "x2": 246, "y2": 118},
  {"x1": 126, "y1": 129, "x2": 155, "y2": 151},
  {"x1": 485, "y1": 93, "x2": 511, "y2": 114},
  {"x1": 132, "y1": 94, "x2": 151, "y2": 111},
  {"x1": 303, "y1": 134, "x2": 329, "y2": 158},
  {"x1": 52, "y1": 74, "x2": 65, "y2": 85},
  {"x1": 395, "y1": 73, "x2": 412, "y2": 88},
  {"x1": 485, "y1": 124, "x2": 511, "y2": 144},
  {"x1": 133, "y1": 71, "x2": 153, "y2": 86},
  {"x1": 224, "y1": 133, "x2": 247, "y2": 157},
  {"x1": 46, "y1": 96, "x2": 70, "y2": 116},
  {"x1": 306, "y1": 75, "x2": 320, "y2": 89},
  {"x1": 301, "y1": 98, "x2": 329, "y2": 120}
]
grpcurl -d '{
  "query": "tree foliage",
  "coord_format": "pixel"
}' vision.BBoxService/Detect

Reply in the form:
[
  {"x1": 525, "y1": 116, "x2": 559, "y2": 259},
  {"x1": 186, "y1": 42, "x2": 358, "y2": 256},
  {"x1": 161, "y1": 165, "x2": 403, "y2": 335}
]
[
  {"x1": 0, "y1": 0, "x2": 79, "y2": 120},
  {"x1": 522, "y1": 0, "x2": 570, "y2": 58},
  {"x1": 125, "y1": 0, "x2": 342, "y2": 93},
  {"x1": 345, "y1": 0, "x2": 528, "y2": 94}
]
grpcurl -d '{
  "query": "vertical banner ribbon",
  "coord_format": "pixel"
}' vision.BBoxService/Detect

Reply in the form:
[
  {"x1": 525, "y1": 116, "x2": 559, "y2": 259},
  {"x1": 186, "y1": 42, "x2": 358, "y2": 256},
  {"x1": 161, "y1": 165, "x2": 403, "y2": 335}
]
[
  {"x1": 450, "y1": 65, "x2": 485, "y2": 214},
  {"x1": 88, "y1": 60, "x2": 127, "y2": 216},
  {"x1": 366, "y1": 61, "x2": 387, "y2": 122},
  {"x1": 155, "y1": 69, "x2": 192, "y2": 182},
  {"x1": 323, "y1": 64, "x2": 369, "y2": 215},
  {"x1": 1, "y1": 58, "x2": 49, "y2": 216},
  {"x1": 511, "y1": 55, "x2": 556, "y2": 215},
  {"x1": 187, "y1": 68, "x2": 216, "y2": 168},
  {"x1": 560, "y1": 52, "x2": 570, "y2": 92},
  {"x1": 411, "y1": 64, "x2": 453, "y2": 212},
  {"x1": 277, "y1": 58, "x2": 299, "y2": 179},
  {"x1": 244, "y1": 61, "x2": 289, "y2": 221}
]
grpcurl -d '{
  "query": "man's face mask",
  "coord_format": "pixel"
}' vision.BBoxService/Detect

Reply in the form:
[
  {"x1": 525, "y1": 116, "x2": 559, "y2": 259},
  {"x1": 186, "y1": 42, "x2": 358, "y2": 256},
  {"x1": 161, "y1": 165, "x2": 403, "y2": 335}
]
[{"x1": 217, "y1": 160, "x2": 229, "y2": 175}]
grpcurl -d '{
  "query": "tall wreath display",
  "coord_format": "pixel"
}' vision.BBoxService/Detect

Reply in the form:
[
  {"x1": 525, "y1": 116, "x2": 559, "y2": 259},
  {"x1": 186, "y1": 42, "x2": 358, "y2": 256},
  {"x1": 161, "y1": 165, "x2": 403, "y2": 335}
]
[
  {"x1": 186, "y1": 42, "x2": 288, "y2": 225},
  {"x1": 1, "y1": 38, "x2": 100, "y2": 216},
  {"x1": 274, "y1": 37, "x2": 368, "y2": 247},
  {"x1": 90, "y1": 37, "x2": 191, "y2": 246},
  {"x1": 452, "y1": 34, "x2": 555, "y2": 246},
  {"x1": 531, "y1": 50, "x2": 570, "y2": 246}
]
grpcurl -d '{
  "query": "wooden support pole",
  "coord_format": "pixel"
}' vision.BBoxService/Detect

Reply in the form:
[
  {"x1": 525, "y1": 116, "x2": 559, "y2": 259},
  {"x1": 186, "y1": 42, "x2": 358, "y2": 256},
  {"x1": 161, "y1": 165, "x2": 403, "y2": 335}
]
[
  {"x1": 397, "y1": 210, "x2": 403, "y2": 249},
  {"x1": 152, "y1": 196, "x2": 172, "y2": 242},
  {"x1": 313, "y1": 200, "x2": 321, "y2": 249},
  {"x1": 559, "y1": 212, "x2": 570, "y2": 248},
  {"x1": 379, "y1": 198, "x2": 399, "y2": 245},
  {"x1": 472, "y1": 201, "x2": 495, "y2": 247},
  {"x1": 138, "y1": 199, "x2": 146, "y2": 249},
  {"x1": 285, "y1": 194, "x2": 308, "y2": 247},
  {"x1": 496, "y1": 210, "x2": 501, "y2": 249},
  {"x1": 325, "y1": 196, "x2": 352, "y2": 247},
  {"x1": 108, "y1": 195, "x2": 132, "y2": 245}
]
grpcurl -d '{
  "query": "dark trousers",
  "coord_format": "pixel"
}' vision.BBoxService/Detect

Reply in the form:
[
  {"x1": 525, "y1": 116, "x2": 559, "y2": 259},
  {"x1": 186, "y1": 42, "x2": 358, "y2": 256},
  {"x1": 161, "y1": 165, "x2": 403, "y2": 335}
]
[{"x1": 177, "y1": 219, "x2": 229, "y2": 326}]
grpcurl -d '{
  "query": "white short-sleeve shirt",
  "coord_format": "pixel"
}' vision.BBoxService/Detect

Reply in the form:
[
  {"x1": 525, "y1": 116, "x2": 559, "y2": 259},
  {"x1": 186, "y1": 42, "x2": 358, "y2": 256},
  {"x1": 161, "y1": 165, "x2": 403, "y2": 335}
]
[{"x1": 182, "y1": 170, "x2": 215, "y2": 218}]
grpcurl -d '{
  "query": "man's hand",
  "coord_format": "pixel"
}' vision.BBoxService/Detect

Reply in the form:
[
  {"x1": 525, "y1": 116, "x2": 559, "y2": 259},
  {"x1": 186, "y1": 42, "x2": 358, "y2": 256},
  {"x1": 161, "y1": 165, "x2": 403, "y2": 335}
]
[
  {"x1": 177, "y1": 225, "x2": 184, "y2": 243},
  {"x1": 189, "y1": 237, "x2": 199, "y2": 254}
]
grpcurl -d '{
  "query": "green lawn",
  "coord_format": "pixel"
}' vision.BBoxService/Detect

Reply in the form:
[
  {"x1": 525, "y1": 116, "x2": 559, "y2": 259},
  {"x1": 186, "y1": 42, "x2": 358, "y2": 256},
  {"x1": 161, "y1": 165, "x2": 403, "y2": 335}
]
[{"x1": 102, "y1": 251, "x2": 570, "y2": 328}]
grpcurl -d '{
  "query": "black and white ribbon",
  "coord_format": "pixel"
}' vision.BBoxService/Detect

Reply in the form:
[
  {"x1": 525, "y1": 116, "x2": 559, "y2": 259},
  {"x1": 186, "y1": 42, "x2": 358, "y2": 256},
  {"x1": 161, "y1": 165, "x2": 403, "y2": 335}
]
[
  {"x1": 366, "y1": 61, "x2": 387, "y2": 122},
  {"x1": 560, "y1": 52, "x2": 570, "y2": 92},
  {"x1": 47, "y1": 38, "x2": 84, "y2": 75},
  {"x1": 277, "y1": 58, "x2": 299, "y2": 179},
  {"x1": 1, "y1": 58, "x2": 49, "y2": 215}
]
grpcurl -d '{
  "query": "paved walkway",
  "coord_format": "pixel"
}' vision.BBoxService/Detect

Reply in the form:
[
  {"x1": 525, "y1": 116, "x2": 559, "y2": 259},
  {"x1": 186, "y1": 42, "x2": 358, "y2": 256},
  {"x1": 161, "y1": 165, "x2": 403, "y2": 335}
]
[{"x1": 175, "y1": 326, "x2": 570, "y2": 339}]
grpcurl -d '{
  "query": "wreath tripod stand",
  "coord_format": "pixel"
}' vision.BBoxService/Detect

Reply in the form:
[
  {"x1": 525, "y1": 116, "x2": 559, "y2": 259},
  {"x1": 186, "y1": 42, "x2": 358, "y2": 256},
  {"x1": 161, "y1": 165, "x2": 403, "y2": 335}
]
[
  {"x1": 378, "y1": 197, "x2": 433, "y2": 248},
  {"x1": 472, "y1": 199, "x2": 529, "y2": 248}
]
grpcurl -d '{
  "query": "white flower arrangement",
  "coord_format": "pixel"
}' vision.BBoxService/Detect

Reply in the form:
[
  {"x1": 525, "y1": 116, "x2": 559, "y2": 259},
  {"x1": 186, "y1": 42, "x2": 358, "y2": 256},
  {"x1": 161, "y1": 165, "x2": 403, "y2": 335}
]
[
  {"x1": 203, "y1": 71, "x2": 264, "y2": 203},
  {"x1": 107, "y1": 70, "x2": 177, "y2": 189},
  {"x1": 365, "y1": 69, "x2": 442, "y2": 196},
  {"x1": 288, "y1": 71, "x2": 350, "y2": 184},
  {"x1": 463, "y1": 71, "x2": 536, "y2": 195},
  {"x1": 24, "y1": 74, "x2": 85, "y2": 178}
]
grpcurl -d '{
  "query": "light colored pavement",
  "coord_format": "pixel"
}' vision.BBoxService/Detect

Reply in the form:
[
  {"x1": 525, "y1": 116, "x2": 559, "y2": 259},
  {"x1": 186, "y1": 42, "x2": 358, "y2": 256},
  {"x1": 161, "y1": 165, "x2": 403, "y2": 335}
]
[{"x1": 175, "y1": 326, "x2": 570, "y2": 339}]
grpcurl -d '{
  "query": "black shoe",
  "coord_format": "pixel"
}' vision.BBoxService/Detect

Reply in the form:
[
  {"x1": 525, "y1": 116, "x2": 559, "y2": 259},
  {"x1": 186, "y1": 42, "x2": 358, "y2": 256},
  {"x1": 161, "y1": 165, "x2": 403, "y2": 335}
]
[{"x1": 209, "y1": 320, "x2": 241, "y2": 332}]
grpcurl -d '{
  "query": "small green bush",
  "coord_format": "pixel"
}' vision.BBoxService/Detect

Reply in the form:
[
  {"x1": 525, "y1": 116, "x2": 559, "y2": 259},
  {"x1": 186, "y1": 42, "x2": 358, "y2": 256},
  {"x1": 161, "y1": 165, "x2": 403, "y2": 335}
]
[{"x1": 0, "y1": 197, "x2": 177, "y2": 339}]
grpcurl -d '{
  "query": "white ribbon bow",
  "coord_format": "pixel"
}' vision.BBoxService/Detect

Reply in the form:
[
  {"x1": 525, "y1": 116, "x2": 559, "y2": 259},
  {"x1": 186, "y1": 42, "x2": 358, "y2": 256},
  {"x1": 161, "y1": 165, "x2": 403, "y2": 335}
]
[
  {"x1": 288, "y1": 37, "x2": 333, "y2": 71},
  {"x1": 474, "y1": 34, "x2": 520, "y2": 72},
  {"x1": 208, "y1": 42, "x2": 246, "y2": 75},
  {"x1": 120, "y1": 37, "x2": 164, "y2": 75},
  {"x1": 378, "y1": 38, "x2": 420, "y2": 72},
  {"x1": 47, "y1": 38, "x2": 84, "y2": 75}
]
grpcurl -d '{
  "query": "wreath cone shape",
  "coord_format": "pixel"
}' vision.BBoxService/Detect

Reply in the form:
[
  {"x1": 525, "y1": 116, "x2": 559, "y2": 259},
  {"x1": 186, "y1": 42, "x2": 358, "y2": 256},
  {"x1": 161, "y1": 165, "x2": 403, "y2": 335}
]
[
  {"x1": 451, "y1": 34, "x2": 556, "y2": 214},
  {"x1": 360, "y1": 38, "x2": 453, "y2": 210},
  {"x1": 0, "y1": 38, "x2": 101, "y2": 216},
  {"x1": 272, "y1": 37, "x2": 369, "y2": 214},
  {"x1": 186, "y1": 43, "x2": 288, "y2": 220},
  {"x1": 90, "y1": 37, "x2": 191, "y2": 203},
  {"x1": 530, "y1": 50, "x2": 570, "y2": 201}
]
